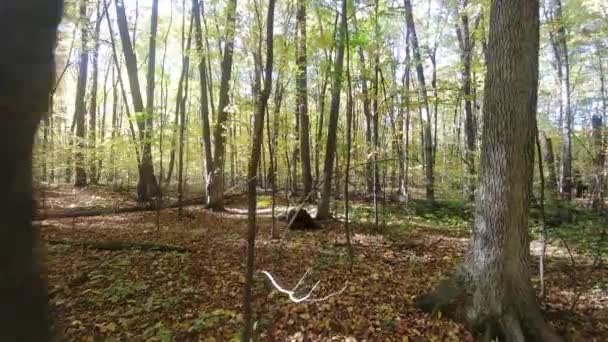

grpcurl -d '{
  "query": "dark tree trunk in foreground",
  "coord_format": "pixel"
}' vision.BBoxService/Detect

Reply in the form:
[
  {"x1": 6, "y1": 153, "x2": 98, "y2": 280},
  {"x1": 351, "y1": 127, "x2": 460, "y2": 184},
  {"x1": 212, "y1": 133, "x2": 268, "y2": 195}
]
[
  {"x1": 242, "y1": 0, "x2": 275, "y2": 338},
  {"x1": 115, "y1": 0, "x2": 160, "y2": 201},
  {"x1": 296, "y1": 0, "x2": 313, "y2": 197},
  {"x1": 416, "y1": 1, "x2": 562, "y2": 340},
  {"x1": 208, "y1": 0, "x2": 238, "y2": 210},
  {"x1": 74, "y1": 0, "x2": 89, "y2": 187},
  {"x1": 404, "y1": 0, "x2": 434, "y2": 202},
  {"x1": 0, "y1": 0, "x2": 62, "y2": 339}
]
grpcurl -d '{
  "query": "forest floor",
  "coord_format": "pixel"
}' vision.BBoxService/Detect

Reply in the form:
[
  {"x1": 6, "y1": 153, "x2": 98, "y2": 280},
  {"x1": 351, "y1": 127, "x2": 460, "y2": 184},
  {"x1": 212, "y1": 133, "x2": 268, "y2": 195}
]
[{"x1": 39, "y1": 186, "x2": 607, "y2": 341}]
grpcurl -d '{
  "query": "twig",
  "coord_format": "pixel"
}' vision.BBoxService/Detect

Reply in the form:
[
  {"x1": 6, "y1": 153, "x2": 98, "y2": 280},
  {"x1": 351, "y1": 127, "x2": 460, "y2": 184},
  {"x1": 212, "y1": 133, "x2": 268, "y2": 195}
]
[{"x1": 258, "y1": 269, "x2": 347, "y2": 303}]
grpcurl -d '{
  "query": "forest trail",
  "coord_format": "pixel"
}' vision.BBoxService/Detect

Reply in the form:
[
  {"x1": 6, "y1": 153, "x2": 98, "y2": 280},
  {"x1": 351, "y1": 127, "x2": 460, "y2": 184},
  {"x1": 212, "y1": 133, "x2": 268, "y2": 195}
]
[{"x1": 41, "y1": 187, "x2": 607, "y2": 340}]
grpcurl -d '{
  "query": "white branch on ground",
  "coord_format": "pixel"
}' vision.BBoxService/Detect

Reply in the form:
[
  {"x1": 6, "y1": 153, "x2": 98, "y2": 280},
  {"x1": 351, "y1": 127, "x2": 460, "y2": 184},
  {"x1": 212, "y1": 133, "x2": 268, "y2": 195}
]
[{"x1": 258, "y1": 269, "x2": 348, "y2": 303}]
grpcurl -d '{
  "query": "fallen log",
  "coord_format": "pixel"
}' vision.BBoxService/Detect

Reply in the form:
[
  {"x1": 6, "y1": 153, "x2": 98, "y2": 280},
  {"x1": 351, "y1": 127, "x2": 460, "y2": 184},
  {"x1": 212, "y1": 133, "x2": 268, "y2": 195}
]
[
  {"x1": 37, "y1": 196, "x2": 206, "y2": 219},
  {"x1": 46, "y1": 239, "x2": 191, "y2": 253}
]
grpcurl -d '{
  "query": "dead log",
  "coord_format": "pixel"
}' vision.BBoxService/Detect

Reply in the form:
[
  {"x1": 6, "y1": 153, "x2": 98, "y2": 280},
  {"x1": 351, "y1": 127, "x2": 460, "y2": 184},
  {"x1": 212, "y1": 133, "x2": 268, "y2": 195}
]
[
  {"x1": 37, "y1": 196, "x2": 206, "y2": 219},
  {"x1": 46, "y1": 239, "x2": 191, "y2": 253}
]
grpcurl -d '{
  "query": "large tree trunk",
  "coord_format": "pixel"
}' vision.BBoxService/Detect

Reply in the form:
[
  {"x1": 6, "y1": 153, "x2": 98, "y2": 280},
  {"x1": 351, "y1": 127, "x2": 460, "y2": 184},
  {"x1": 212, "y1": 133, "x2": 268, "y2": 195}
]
[
  {"x1": 0, "y1": 0, "x2": 62, "y2": 339},
  {"x1": 208, "y1": 0, "x2": 237, "y2": 210},
  {"x1": 115, "y1": 0, "x2": 159, "y2": 201},
  {"x1": 316, "y1": 0, "x2": 347, "y2": 219},
  {"x1": 403, "y1": 0, "x2": 434, "y2": 202},
  {"x1": 416, "y1": 1, "x2": 562, "y2": 340},
  {"x1": 242, "y1": 0, "x2": 275, "y2": 337},
  {"x1": 74, "y1": 0, "x2": 89, "y2": 188},
  {"x1": 296, "y1": 0, "x2": 313, "y2": 197}
]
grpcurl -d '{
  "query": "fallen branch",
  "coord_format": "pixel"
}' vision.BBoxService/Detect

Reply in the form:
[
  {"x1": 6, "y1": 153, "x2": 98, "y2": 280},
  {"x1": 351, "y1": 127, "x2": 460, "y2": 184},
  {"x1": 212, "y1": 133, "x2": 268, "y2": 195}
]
[
  {"x1": 258, "y1": 268, "x2": 348, "y2": 303},
  {"x1": 46, "y1": 239, "x2": 191, "y2": 253}
]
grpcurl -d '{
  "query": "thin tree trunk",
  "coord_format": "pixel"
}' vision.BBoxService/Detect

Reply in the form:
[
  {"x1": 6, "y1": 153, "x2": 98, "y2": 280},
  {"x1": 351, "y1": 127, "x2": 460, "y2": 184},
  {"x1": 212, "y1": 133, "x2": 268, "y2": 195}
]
[
  {"x1": 208, "y1": 0, "x2": 238, "y2": 210},
  {"x1": 316, "y1": 0, "x2": 347, "y2": 219},
  {"x1": 178, "y1": 24, "x2": 193, "y2": 217},
  {"x1": 591, "y1": 115, "x2": 605, "y2": 211},
  {"x1": 400, "y1": 27, "x2": 411, "y2": 202},
  {"x1": 74, "y1": 0, "x2": 89, "y2": 188},
  {"x1": 540, "y1": 131, "x2": 559, "y2": 199},
  {"x1": 242, "y1": 0, "x2": 275, "y2": 337},
  {"x1": 296, "y1": 0, "x2": 313, "y2": 197},
  {"x1": 88, "y1": 1, "x2": 102, "y2": 184},
  {"x1": 404, "y1": 0, "x2": 434, "y2": 202},
  {"x1": 193, "y1": 0, "x2": 214, "y2": 184},
  {"x1": 115, "y1": 0, "x2": 159, "y2": 201}
]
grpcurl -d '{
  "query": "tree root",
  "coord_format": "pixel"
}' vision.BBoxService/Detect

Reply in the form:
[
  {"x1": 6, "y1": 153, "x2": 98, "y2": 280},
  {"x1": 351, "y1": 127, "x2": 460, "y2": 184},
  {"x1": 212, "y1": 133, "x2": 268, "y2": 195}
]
[
  {"x1": 46, "y1": 239, "x2": 191, "y2": 253},
  {"x1": 415, "y1": 275, "x2": 564, "y2": 342}
]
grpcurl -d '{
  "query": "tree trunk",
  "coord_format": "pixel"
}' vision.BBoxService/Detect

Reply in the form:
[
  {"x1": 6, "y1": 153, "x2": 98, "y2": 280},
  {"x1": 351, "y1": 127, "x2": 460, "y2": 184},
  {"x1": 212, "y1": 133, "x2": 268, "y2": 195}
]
[
  {"x1": 0, "y1": 1, "x2": 62, "y2": 339},
  {"x1": 74, "y1": 0, "x2": 89, "y2": 188},
  {"x1": 144, "y1": 0, "x2": 159, "y2": 188},
  {"x1": 208, "y1": 0, "x2": 237, "y2": 210},
  {"x1": 115, "y1": 0, "x2": 159, "y2": 201},
  {"x1": 316, "y1": 0, "x2": 347, "y2": 219},
  {"x1": 591, "y1": 115, "x2": 605, "y2": 211},
  {"x1": 88, "y1": 2, "x2": 102, "y2": 184},
  {"x1": 416, "y1": 1, "x2": 562, "y2": 340},
  {"x1": 540, "y1": 131, "x2": 559, "y2": 199},
  {"x1": 193, "y1": 0, "x2": 214, "y2": 184},
  {"x1": 242, "y1": 0, "x2": 275, "y2": 337},
  {"x1": 403, "y1": 0, "x2": 434, "y2": 202},
  {"x1": 401, "y1": 28, "x2": 411, "y2": 202},
  {"x1": 296, "y1": 0, "x2": 313, "y2": 197},
  {"x1": 356, "y1": 44, "x2": 375, "y2": 194},
  {"x1": 178, "y1": 24, "x2": 193, "y2": 217},
  {"x1": 455, "y1": 0, "x2": 476, "y2": 201}
]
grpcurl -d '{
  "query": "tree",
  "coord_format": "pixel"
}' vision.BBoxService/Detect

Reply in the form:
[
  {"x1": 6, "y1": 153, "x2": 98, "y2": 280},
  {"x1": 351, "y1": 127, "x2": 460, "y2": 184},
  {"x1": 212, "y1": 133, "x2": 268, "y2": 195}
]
[
  {"x1": 0, "y1": 0, "x2": 62, "y2": 339},
  {"x1": 403, "y1": 0, "x2": 434, "y2": 202},
  {"x1": 242, "y1": 0, "x2": 276, "y2": 337},
  {"x1": 547, "y1": 0, "x2": 573, "y2": 200},
  {"x1": 115, "y1": 0, "x2": 160, "y2": 201},
  {"x1": 74, "y1": 0, "x2": 89, "y2": 187},
  {"x1": 208, "y1": 0, "x2": 238, "y2": 210},
  {"x1": 416, "y1": 1, "x2": 562, "y2": 340},
  {"x1": 89, "y1": 1, "x2": 103, "y2": 184},
  {"x1": 455, "y1": 0, "x2": 477, "y2": 201},
  {"x1": 316, "y1": 0, "x2": 348, "y2": 219},
  {"x1": 296, "y1": 0, "x2": 313, "y2": 197}
]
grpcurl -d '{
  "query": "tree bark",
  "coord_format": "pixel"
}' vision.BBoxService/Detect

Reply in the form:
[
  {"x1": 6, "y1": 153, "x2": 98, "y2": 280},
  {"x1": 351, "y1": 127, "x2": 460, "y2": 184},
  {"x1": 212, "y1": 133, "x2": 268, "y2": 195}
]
[
  {"x1": 208, "y1": 0, "x2": 238, "y2": 210},
  {"x1": 296, "y1": 0, "x2": 313, "y2": 197},
  {"x1": 416, "y1": 1, "x2": 562, "y2": 340},
  {"x1": 0, "y1": 0, "x2": 62, "y2": 339},
  {"x1": 88, "y1": 1, "x2": 102, "y2": 184},
  {"x1": 74, "y1": 0, "x2": 89, "y2": 187},
  {"x1": 193, "y1": 0, "x2": 214, "y2": 183},
  {"x1": 591, "y1": 115, "x2": 605, "y2": 211},
  {"x1": 403, "y1": 0, "x2": 434, "y2": 202},
  {"x1": 242, "y1": 0, "x2": 275, "y2": 337},
  {"x1": 540, "y1": 131, "x2": 559, "y2": 199},
  {"x1": 115, "y1": 0, "x2": 160, "y2": 201},
  {"x1": 316, "y1": 0, "x2": 347, "y2": 219}
]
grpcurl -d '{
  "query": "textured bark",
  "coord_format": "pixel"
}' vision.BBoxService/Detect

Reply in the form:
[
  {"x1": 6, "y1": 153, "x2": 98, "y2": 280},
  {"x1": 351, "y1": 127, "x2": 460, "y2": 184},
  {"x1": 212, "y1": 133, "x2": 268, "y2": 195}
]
[
  {"x1": 540, "y1": 132, "x2": 559, "y2": 198},
  {"x1": 144, "y1": 0, "x2": 159, "y2": 186},
  {"x1": 416, "y1": 1, "x2": 562, "y2": 340},
  {"x1": 403, "y1": 0, "x2": 434, "y2": 201},
  {"x1": 0, "y1": 0, "x2": 62, "y2": 339},
  {"x1": 208, "y1": 0, "x2": 237, "y2": 210},
  {"x1": 242, "y1": 0, "x2": 275, "y2": 337},
  {"x1": 316, "y1": 0, "x2": 347, "y2": 219},
  {"x1": 115, "y1": 0, "x2": 159, "y2": 200},
  {"x1": 296, "y1": 0, "x2": 313, "y2": 196},
  {"x1": 74, "y1": 0, "x2": 89, "y2": 187},
  {"x1": 193, "y1": 0, "x2": 214, "y2": 181}
]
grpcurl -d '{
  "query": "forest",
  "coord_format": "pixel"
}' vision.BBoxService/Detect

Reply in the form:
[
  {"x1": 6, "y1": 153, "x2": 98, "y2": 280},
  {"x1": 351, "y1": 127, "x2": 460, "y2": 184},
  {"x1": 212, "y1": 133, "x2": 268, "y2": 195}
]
[{"x1": 1, "y1": 0, "x2": 607, "y2": 340}]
